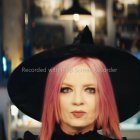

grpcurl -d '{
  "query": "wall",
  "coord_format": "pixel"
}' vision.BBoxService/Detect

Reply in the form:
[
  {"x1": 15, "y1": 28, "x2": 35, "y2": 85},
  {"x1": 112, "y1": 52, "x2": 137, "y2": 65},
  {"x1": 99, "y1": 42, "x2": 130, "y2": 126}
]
[
  {"x1": 0, "y1": 87, "x2": 10, "y2": 140},
  {"x1": 105, "y1": 0, "x2": 116, "y2": 46},
  {"x1": 3, "y1": 0, "x2": 23, "y2": 70}
]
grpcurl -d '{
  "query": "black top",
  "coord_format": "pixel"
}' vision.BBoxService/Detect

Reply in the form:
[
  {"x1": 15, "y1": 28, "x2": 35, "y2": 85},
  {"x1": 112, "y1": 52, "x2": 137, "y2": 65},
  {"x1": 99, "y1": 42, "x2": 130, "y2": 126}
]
[{"x1": 17, "y1": 126, "x2": 127, "y2": 140}]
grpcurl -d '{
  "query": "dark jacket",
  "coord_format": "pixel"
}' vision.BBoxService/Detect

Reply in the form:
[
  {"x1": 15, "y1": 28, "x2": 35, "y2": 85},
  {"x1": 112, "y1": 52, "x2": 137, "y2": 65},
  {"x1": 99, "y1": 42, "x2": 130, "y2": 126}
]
[{"x1": 17, "y1": 127, "x2": 127, "y2": 140}]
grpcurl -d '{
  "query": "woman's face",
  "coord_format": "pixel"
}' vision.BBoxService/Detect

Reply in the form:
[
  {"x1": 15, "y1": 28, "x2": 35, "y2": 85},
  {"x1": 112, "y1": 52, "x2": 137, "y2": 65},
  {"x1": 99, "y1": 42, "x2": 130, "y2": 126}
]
[{"x1": 59, "y1": 63, "x2": 98, "y2": 133}]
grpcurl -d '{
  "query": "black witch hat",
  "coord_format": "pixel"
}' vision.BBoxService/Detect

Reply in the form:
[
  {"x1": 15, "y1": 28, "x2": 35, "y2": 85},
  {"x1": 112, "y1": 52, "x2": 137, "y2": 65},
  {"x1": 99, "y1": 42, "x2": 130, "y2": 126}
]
[{"x1": 7, "y1": 26, "x2": 140, "y2": 122}]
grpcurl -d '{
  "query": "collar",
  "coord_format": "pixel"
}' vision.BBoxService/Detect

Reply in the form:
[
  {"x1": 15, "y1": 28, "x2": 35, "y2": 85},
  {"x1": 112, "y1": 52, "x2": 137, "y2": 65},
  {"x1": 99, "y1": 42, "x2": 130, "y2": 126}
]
[{"x1": 52, "y1": 125, "x2": 102, "y2": 140}]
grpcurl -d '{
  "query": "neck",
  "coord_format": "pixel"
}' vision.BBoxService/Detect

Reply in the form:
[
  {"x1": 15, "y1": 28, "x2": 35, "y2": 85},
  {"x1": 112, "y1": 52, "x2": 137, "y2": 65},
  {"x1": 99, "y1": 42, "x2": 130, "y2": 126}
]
[{"x1": 60, "y1": 123, "x2": 95, "y2": 136}]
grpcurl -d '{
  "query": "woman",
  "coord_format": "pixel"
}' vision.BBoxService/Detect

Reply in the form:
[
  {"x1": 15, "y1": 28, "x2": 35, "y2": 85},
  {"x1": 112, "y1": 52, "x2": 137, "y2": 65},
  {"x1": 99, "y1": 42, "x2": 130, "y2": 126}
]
[
  {"x1": 40, "y1": 56, "x2": 122, "y2": 140},
  {"x1": 8, "y1": 26, "x2": 140, "y2": 140}
]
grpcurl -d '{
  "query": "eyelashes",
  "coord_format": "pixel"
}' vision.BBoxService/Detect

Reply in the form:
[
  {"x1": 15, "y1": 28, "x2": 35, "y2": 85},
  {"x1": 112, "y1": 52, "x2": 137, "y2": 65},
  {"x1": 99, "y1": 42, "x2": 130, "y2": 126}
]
[
  {"x1": 60, "y1": 87, "x2": 72, "y2": 93},
  {"x1": 86, "y1": 87, "x2": 96, "y2": 93},
  {"x1": 60, "y1": 87, "x2": 96, "y2": 94}
]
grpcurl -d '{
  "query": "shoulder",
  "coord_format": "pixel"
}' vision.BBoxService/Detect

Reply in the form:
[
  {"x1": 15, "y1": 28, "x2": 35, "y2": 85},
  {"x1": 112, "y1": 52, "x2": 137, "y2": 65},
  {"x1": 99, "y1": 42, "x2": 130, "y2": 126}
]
[
  {"x1": 97, "y1": 132, "x2": 127, "y2": 140},
  {"x1": 17, "y1": 131, "x2": 38, "y2": 140},
  {"x1": 17, "y1": 131, "x2": 127, "y2": 140}
]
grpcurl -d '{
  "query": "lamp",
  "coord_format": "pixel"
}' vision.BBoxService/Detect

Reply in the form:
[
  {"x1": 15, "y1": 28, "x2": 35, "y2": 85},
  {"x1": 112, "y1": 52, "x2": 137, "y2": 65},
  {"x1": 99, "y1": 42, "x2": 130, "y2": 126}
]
[{"x1": 59, "y1": 0, "x2": 92, "y2": 21}]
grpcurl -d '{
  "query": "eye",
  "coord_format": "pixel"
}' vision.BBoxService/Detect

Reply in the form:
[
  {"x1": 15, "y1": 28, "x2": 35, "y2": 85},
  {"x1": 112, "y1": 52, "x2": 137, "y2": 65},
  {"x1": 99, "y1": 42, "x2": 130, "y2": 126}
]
[
  {"x1": 85, "y1": 87, "x2": 96, "y2": 94},
  {"x1": 60, "y1": 87, "x2": 72, "y2": 93}
]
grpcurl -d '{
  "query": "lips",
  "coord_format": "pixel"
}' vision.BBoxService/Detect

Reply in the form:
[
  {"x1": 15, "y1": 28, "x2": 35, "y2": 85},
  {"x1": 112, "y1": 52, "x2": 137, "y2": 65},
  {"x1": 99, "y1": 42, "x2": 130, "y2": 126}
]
[{"x1": 71, "y1": 111, "x2": 86, "y2": 118}]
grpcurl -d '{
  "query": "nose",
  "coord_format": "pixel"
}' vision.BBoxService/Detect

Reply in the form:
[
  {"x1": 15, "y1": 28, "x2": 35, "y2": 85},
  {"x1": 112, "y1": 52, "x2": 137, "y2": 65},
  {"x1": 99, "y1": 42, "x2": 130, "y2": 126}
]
[{"x1": 72, "y1": 92, "x2": 84, "y2": 106}]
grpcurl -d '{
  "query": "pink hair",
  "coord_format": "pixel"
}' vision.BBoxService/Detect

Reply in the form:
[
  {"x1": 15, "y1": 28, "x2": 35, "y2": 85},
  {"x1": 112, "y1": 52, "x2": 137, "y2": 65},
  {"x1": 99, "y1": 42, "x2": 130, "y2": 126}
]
[{"x1": 39, "y1": 57, "x2": 122, "y2": 140}]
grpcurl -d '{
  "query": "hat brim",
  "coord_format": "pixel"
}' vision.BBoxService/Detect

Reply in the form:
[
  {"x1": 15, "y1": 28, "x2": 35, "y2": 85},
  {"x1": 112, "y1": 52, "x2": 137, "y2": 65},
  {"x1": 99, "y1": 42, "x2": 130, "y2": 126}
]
[{"x1": 7, "y1": 44, "x2": 140, "y2": 122}]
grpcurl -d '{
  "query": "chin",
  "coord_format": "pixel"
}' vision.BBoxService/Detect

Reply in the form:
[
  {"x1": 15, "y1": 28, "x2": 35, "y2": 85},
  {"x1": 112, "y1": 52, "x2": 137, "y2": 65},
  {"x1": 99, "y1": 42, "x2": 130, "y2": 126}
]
[{"x1": 69, "y1": 120, "x2": 90, "y2": 128}]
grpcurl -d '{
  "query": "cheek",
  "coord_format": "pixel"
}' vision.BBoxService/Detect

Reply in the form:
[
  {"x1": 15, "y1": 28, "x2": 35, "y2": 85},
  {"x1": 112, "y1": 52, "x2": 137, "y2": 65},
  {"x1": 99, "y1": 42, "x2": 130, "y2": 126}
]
[
  {"x1": 59, "y1": 96, "x2": 71, "y2": 117},
  {"x1": 59, "y1": 96, "x2": 70, "y2": 108},
  {"x1": 86, "y1": 96, "x2": 96, "y2": 113},
  {"x1": 86, "y1": 99, "x2": 97, "y2": 123}
]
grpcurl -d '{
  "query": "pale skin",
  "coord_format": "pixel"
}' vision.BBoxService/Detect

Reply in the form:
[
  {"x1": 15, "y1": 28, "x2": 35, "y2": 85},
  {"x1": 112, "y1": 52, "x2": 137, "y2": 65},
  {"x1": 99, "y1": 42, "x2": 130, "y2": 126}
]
[{"x1": 59, "y1": 63, "x2": 98, "y2": 135}]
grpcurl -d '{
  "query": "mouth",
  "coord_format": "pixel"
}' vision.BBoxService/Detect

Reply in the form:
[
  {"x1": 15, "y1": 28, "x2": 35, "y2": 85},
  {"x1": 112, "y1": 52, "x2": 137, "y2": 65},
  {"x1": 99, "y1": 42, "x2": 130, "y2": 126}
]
[{"x1": 71, "y1": 111, "x2": 86, "y2": 118}]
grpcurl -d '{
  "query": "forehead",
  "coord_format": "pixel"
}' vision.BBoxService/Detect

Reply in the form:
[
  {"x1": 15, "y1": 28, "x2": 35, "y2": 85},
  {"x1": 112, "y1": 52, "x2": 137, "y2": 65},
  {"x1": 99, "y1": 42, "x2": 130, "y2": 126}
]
[{"x1": 62, "y1": 64, "x2": 97, "y2": 85}]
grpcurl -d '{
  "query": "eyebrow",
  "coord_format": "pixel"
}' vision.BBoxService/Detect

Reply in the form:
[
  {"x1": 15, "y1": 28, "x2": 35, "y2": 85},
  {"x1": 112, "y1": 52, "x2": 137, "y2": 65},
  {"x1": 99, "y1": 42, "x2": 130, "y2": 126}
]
[{"x1": 62, "y1": 83, "x2": 96, "y2": 87}]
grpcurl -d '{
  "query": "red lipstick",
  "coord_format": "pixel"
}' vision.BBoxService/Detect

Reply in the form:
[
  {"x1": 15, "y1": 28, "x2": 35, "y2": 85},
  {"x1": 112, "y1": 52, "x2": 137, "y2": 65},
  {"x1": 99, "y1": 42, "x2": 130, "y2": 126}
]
[{"x1": 71, "y1": 111, "x2": 86, "y2": 118}]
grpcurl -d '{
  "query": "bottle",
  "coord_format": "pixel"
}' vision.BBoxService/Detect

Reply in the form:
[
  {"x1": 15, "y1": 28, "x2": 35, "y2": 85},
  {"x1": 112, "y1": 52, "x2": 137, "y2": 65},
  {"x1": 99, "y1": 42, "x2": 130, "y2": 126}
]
[{"x1": 1, "y1": 48, "x2": 11, "y2": 85}]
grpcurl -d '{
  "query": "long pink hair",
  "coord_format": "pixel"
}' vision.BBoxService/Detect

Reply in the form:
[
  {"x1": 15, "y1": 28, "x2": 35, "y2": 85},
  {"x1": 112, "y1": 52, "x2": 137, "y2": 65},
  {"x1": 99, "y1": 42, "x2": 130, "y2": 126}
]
[{"x1": 39, "y1": 57, "x2": 122, "y2": 140}]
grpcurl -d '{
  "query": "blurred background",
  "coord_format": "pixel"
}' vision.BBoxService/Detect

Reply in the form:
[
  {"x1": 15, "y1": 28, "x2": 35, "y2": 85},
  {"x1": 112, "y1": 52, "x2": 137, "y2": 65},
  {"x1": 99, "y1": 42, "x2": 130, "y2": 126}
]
[{"x1": 0, "y1": 0, "x2": 140, "y2": 139}]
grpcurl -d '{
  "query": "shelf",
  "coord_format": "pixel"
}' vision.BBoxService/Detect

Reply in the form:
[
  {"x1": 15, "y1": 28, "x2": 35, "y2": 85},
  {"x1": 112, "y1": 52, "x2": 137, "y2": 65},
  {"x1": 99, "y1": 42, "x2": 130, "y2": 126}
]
[{"x1": 115, "y1": 18, "x2": 140, "y2": 24}]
